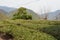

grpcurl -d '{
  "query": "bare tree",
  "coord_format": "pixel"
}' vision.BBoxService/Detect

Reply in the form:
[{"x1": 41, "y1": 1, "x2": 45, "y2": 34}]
[{"x1": 43, "y1": 7, "x2": 51, "y2": 20}]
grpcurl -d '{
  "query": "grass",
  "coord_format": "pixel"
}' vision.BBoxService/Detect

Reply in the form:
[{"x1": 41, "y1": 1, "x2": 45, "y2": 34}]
[{"x1": 0, "y1": 19, "x2": 60, "y2": 40}]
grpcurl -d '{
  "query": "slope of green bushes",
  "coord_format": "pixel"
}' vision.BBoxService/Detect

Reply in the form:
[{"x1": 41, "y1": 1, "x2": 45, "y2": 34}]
[{"x1": 0, "y1": 19, "x2": 59, "y2": 40}]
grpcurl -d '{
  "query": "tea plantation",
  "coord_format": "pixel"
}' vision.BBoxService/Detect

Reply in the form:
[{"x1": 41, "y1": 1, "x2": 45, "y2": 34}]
[{"x1": 0, "y1": 19, "x2": 60, "y2": 40}]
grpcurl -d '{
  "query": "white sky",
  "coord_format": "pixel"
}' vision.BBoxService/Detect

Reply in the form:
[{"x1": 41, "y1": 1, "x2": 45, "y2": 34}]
[
  {"x1": 0, "y1": 0, "x2": 38, "y2": 8},
  {"x1": 0, "y1": 0, "x2": 60, "y2": 14}
]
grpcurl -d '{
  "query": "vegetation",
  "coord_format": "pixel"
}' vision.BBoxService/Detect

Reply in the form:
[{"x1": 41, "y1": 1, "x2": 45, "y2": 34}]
[
  {"x1": 12, "y1": 7, "x2": 32, "y2": 20},
  {"x1": 0, "y1": 7, "x2": 60, "y2": 40},
  {"x1": 0, "y1": 19, "x2": 60, "y2": 40}
]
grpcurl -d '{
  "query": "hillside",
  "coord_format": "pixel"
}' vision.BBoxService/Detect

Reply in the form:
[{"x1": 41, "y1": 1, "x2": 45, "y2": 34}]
[
  {"x1": 0, "y1": 6, "x2": 16, "y2": 13},
  {"x1": 0, "y1": 6, "x2": 60, "y2": 20},
  {"x1": 0, "y1": 19, "x2": 60, "y2": 40},
  {"x1": 9, "y1": 8, "x2": 40, "y2": 20},
  {"x1": 0, "y1": 9, "x2": 8, "y2": 20},
  {"x1": 0, "y1": 0, "x2": 60, "y2": 40}
]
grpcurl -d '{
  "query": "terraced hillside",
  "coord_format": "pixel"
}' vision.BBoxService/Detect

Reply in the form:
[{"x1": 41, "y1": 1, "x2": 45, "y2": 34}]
[{"x1": 0, "y1": 19, "x2": 59, "y2": 40}]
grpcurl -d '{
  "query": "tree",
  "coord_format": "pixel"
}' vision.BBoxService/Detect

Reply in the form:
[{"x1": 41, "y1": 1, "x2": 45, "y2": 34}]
[
  {"x1": 12, "y1": 7, "x2": 32, "y2": 20},
  {"x1": 43, "y1": 7, "x2": 50, "y2": 20}
]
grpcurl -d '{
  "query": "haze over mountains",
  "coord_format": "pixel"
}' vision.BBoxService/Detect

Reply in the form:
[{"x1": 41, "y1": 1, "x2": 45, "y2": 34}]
[
  {"x1": 0, "y1": 0, "x2": 60, "y2": 14},
  {"x1": 0, "y1": 6, "x2": 40, "y2": 20},
  {"x1": 0, "y1": 8, "x2": 8, "y2": 20},
  {"x1": 0, "y1": 6, "x2": 16, "y2": 12},
  {"x1": 0, "y1": 6, "x2": 60, "y2": 20}
]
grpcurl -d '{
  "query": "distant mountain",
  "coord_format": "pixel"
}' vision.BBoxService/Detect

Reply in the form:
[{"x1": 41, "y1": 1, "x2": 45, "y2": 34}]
[
  {"x1": 0, "y1": 9, "x2": 7, "y2": 14},
  {"x1": 3, "y1": 6, "x2": 60, "y2": 20},
  {"x1": 9, "y1": 8, "x2": 40, "y2": 20},
  {"x1": 0, "y1": 6, "x2": 16, "y2": 12},
  {"x1": 0, "y1": 9, "x2": 8, "y2": 20},
  {"x1": 40, "y1": 10, "x2": 60, "y2": 21},
  {"x1": 0, "y1": 6, "x2": 40, "y2": 20},
  {"x1": 48, "y1": 10, "x2": 60, "y2": 21},
  {"x1": 0, "y1": 6, "x2": 60, "y2": 20},
  {"x1": 0, "y1": 6, "x2": 17, "y2": 17},
  {"x1": 26, "y1": 9, "x2": 40, "y2": 20}
]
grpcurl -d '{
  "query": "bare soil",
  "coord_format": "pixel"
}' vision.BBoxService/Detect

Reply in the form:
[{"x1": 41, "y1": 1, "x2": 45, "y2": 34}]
[{"x1": 0, "y1": 31, "x2": 14, "y2": 40}]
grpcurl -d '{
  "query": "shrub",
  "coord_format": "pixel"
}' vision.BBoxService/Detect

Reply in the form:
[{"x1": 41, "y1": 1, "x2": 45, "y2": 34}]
[
  {"x1": 0, "y1": 20, "x2": 57, "y2": 40},
  {"x1": 12, "y1": 7, "x2": 32, "y2": 20}
]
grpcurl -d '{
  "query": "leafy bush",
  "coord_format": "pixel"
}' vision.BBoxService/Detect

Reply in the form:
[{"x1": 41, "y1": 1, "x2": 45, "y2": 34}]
[
  {"x1": 39, "y1": 25, "x2": 60, "y2": 40},
  {"x1": 12, "y1": 7, "x2": 32, "y2": 20}
]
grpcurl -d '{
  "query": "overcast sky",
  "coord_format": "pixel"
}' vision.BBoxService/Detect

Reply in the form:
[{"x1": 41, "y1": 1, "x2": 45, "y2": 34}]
[{"x1": 0, "y1": 0, "x2": 60, "y2": 14}]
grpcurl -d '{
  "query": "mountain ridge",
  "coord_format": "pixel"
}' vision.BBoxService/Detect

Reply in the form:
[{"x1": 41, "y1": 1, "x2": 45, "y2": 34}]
[
  {"x1": 0, "y1": 6, "x2": 60, "y2": 20},
  {"x1": 0, "y1": 9, "x2": 8, "y2": 20},
  {"x1": 0, "y1": 6, "x2": 17, "y2": 13}
]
